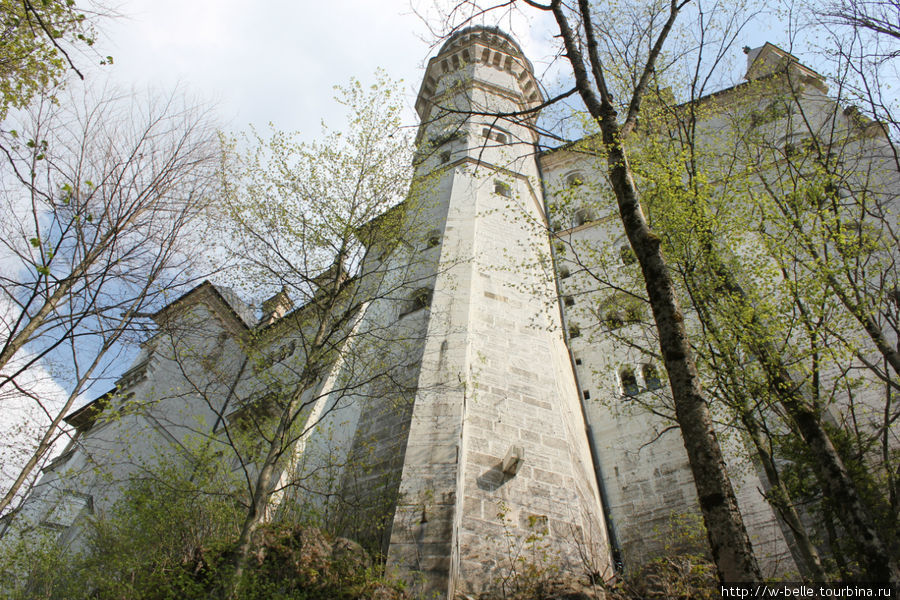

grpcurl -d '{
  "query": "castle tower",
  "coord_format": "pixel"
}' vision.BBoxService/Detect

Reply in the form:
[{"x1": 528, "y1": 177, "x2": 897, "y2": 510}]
[{"x1": 382, "y1": 27, "x2": 612, "y2": 597}]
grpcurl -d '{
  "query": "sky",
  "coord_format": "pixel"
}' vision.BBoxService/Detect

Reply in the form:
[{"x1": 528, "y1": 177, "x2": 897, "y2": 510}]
[
  {"x1": 93, "y1": 1, "x2": 563, "y2": 137},
  {"x1": 89, "y1": 1, "x2": 787, "y2": 140}
]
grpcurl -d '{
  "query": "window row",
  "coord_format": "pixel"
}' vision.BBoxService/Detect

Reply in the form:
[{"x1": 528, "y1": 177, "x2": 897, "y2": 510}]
[{"x1": 619, "y1": 363, "x2": 663, "y2": 396}]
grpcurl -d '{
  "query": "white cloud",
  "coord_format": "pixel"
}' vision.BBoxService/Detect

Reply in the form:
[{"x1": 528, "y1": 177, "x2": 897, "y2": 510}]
[{"x1": 98, "y1": 1, "x2": 432, "y2": 134}]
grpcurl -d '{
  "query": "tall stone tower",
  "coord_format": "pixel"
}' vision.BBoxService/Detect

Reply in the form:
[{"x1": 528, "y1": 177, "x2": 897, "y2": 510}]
[{"x1": 382, "y1": 27, "x2": 612, "y2": 597}]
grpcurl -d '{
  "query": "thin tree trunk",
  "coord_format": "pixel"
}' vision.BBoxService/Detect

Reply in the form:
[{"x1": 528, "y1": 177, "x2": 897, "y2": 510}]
[
  {"x1": 0, "y1": 340, "x2": 112, "y2": 515},
  {"x1": 741, "y1": 411, "x2": 829, "y2": 582},
  {"x1": 707, "y1": 254, "x2": 899, "y2": 582},
  {"x1": 550, "y1": 0, "x2": 763, "y2": 582},
  {"x1": 224, "y1": 383, "x2": 307, "y2": 599}
]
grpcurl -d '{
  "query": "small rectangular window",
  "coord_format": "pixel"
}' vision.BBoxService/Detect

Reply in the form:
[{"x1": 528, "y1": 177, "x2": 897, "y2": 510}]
[
  {"x1": 439, "y1": 150, "x2": 451, "y2": 163},
  {"x1": 494, "y1": 180, "x2": 512, "y2": 197},
  {"x1": 575, "y1": 357, "x2": 582, "y2": 365},
  {"x1": 582, "y1": 390, "x2": 591, "y2": 400},
  {"x1": 564, "y1": 295, "x2": 575, "y2": 307}
]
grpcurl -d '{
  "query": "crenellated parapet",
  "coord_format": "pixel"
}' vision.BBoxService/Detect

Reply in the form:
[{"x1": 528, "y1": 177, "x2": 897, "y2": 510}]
[{"x1": 415, "y1": 26, "x2": 542, "y2": 123}]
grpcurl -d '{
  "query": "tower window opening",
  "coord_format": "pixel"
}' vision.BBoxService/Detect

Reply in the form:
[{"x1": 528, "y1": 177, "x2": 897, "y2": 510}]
[
  {"x1": 604, "y1": 311, "x2": 625, "y2": 330},
  {"x1": 481, "y1": 125, "x2": 510, "y2": 145},
  {"x1": 559, "y1": 267, "x2": 571, "y2": 279},
  {"x1": 439, "y1": 150, "x2": 451, "y2": 164},
  {"x1": 619, "y1": 245, "x2": 637, "y2": 265},
  {"x1": 582, "y1": 389, "x2": 591, "y2": 400},
  {"x1": 400, "y1": 288, "x2": 433, "y2": 318},
  {"x1": 568, "y1": 323, "x2": 581, "y2": 339},
  {"x1": 564, "y1": 295, "x2": 575, "y2": 307},
  {"x1": 494, "y1": 180, "x2": 512, "y2": 197},
  {"x1": 412, "y1": 289, "x2": 432, "y2": 311},
  {"x1": 425, "y1": 230, "x2": 441, "y2": 249},
  {"x1": 573, "y1": 207, "x2": 595, "y2": 227},
  {"x1": 566, "y1": 172, "x2": 584, "y2": 187},
  {"x1": 643, "y1": 363, "x2": 663, "y2": 390},
  {"x1": 620, "y1": 368, "x2": 639, "y2": 397}
]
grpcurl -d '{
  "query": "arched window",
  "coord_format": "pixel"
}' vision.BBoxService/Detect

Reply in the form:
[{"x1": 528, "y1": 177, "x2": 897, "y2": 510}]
[
  {"x1": 481, "y1": 125, "x2": 510, "y2": 145},
  {"x1": 604, "y1": 310, "x2": 625, "y2": 330},
  {"x1": 601, "y1": 294, "x2": 644, "y2": 329},
  {"x1": 411, "y1": 288, "x2": 432, "y2": 312},
  {"x1": 400, "y1": 288, "x2": 433, "y2": 318},
  {"x1": 572, "y1": 206, "x2": 595, "y2": 227},
  {"x1": 620, "y1": 368, "x2": 639, "y2": 397},
  {"x1": 565, "y1": 171, "x2": 584, "y2": 187},
  {"x1": 643, "y1": 363, "x2": 662, "y2": 390},
  {"x1": 425, "y1": 230, "x2": 441, "y2": 249}
]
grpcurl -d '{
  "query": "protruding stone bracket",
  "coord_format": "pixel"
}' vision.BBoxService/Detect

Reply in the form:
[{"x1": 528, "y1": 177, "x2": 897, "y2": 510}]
[{"x1": 501, "y1": 445, "x2": 524, "y2": 475}]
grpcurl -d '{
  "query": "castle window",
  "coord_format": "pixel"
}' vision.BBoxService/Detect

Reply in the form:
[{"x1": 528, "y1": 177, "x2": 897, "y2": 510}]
[
  {"x1": 643, "y1": 363, "x2": 663, "y2": 390},
  {"x1": 572, "y1": 207, "x2": 595, "y2": 227},
  {"x1": 564, "y1": 295, "x2": 575, "y2": 307},
  {"x1": 582, "y1": 389, "x2": 591, "y2": 400},
  {"x1": 559, "y1": 267, "x2": 571, "y2": 279},
  {"x1": 602, "y1": 294, "x2": 645, "y2": 329},
  {"x1": 604, "y1": 310, "x2": 625, "y2": 330},
  {"x1": 482, "y1": 125, "x2": 510, "y2": 145},
  {"x1": 619, "y1": 245, "x2": 637, "y2": 265},
  {"x1": 568, "y1": 323, "x2": 581, "y2": 339},
  {"x1": 399, "y1": 288, "x2": 433, "y2": 318},
  {"x1": 575, "y1": 357, "x2": 582, "y2": 365},
  {"x1": 425, "y1": 230, "x2": 441, "y2": 249},
  {"x1": 411, "y1": 288, "x2": 432, "y2": 312},
  {"x1": 620, "y1": 368, "x2": 639, "y2": 397},
  {"x1": 494, "y1": 180, "x2": 512, "y2": 197},
  {"x1": 565, "y1": 171, "x2": 584, "y2": 187},
  {"x1": 428, "y1": 127, "x2": 462, "y2": 149},
  {"x1": 42, "y1": 491, "x2": 92, "y2": 529},
  {"x1": 439, "y1": 150, "x2": 451, "y2": 164}
]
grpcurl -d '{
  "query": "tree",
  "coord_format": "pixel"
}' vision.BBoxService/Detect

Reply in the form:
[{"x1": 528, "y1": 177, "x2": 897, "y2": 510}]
[
  {"x1": 212, "y1": 73, "x2": 437, "y2": 597},
  {"x1": 428, "y1": 0, "x2": 763, "y2": 582},
  {"x1": 573, "y1": 27, "x2": 900, "y2": 580},
  {"x1": 0, "y1": 0, "x2": 105, "y2": 121},
  {"x1": 0, "y1": 86, "x2": 220, "y2": 517}
]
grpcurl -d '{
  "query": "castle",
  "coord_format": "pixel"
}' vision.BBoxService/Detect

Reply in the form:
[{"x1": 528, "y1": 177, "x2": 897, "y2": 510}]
[{"x1": 9, "y1": 27, "x2": 896, "y2": 597}]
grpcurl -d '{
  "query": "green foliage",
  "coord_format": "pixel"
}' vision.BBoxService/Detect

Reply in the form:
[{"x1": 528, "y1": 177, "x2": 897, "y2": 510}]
[
  {"x1": 0, "y1": 441, "x2": 410, "y2": 599},
  {"x1": 218, "y1": 70, "x2": 414, "y2": 299},
  {"x1": 0, "y1": 0, "x2": 97, "y2": 120},
  {"x1": 608, "y1": 513, "x2": 717, "y2": 600},
  {"x1": 492, "y1": 501, "x2": 560, "y2": 599}
]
